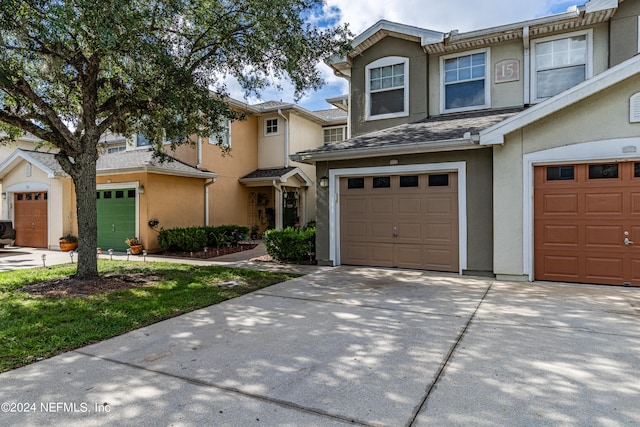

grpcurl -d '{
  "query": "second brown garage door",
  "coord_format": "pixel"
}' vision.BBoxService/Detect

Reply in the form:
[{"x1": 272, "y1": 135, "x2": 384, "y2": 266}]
[
  {"x1": 340, "y1": 173, "x2": 458, "y2": 272},
  {"x1": 535, "y1": 162, "x2": 640, "y2": 286},
  {"x1": 14, "y1": 191, "x2": 48, "y2": 248}
]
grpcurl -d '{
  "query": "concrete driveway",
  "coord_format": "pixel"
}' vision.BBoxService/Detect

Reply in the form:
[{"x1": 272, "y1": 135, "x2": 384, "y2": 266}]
[{"x1": 1, "y1": 267, "x2": 639, "y2": 426}]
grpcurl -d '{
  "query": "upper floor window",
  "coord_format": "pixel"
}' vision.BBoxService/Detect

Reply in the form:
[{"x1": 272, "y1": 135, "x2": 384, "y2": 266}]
[
  {"x1": 265, "y1": 118, "x2": 279, "y2": 135},
  {"x1": 107, "y1": 145, "x2": 126, "y2": 154},
  {"x1": 135, "y1": 134, "x2": 153, "y2": 147},
  {"x1": 441, "y1": 49, "x2": 490, "y2": 113},
  {"x1": 209, "y1": 119, "x2": 231, "y2": 147},
  {"x1": 323, "y1": 126, "x2": 345, "y2": 143},
  {"x1": 365, "y1": 56, "x2": 409, "y2": 121},
  {"x1": 531, "y1": 30, "x2": 592, "y2": 102}
]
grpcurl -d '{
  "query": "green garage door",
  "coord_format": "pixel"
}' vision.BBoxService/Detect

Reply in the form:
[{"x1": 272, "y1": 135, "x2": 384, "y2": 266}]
[{"x1": 97, "y1": 188, "x2": 136, "y2": 251}]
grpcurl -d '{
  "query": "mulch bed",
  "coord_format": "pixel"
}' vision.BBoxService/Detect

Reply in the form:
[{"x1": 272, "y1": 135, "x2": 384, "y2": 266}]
[
  {"x1": 22, "y1": 273, "x2": 164, "y2": 298},
  {"x1": 161, "y1": 243, "x2": 258, "y2": 259}
]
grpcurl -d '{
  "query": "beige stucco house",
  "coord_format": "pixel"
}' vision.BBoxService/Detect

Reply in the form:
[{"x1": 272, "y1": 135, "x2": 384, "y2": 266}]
[
  {"x1": 0, "y1": 98, "x2": 346, "y2": 252},
  {"x1": 293, "y1": 0, "x2": 640, "y2": 286}
]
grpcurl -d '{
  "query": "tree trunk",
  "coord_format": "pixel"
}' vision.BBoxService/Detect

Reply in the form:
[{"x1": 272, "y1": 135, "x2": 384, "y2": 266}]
[{"x1": 73, "y1": 153, "x2": 99, "y2": 279}]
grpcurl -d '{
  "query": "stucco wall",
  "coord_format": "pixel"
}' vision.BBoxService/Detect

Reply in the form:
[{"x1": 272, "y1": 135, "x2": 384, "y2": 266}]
[
  {"x1": 350, "y1": 36, "x2": 428, "y2": 137},
  {"x1": 258, "y1": 114, "x2": 286, "y2": 169},
  {"x1": 315, "y1": 148, "x2": 494, "y2": 274},
  {"x1": 492, "y1": 74, "x2": 640, "y2": 280},
  {"x1": 289, "y1": 114, "x2": 322, "y2": 224},
  {"x1": 610, "y1": 0, "x2": 640, "y2": 67}
]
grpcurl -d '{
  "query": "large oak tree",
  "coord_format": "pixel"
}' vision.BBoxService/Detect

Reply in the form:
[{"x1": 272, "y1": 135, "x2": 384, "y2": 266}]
[{"x1": 0, "y1": 0, "x2": 350, "y2": 278}]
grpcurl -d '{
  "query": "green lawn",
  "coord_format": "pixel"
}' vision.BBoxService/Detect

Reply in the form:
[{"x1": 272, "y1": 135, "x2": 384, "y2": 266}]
[{"x1": 0, "y1": 261, "x2": 298, "y2": 373}]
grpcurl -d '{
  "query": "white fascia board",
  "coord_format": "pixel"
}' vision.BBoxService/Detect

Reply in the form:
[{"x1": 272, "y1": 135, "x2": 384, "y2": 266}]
[
  {"x1": 584, "y1": 0, "x2": 619, "y2": 13},
  {"x1": 295, "y1": 138, "x2": 480, "y2": 164},
  {"x1": 480, "y1": 55, "x2": 640, "y2": 145},
  {"x1": 0, "y1": 149, "x2": 60, "y2": 179},
  {"x1": 96, "y1": 166, "x2": 216, "y2": 179},
  {"x1": 353, "y1": 20, "x2": 443, "y2": 48}
]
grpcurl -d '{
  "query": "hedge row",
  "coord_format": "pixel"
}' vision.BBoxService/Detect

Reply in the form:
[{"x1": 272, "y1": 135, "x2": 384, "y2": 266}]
[
  {"x1": 263, "y1": 226, "x2": 315, "y2": 262},
  {"x1": 158, "y1": 225, "x2": 249, "y2": 252}
]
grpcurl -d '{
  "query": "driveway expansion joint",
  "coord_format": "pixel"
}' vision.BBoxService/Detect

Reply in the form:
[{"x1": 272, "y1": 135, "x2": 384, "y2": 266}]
[
  {"x1": 72, "y1": 350, "x2": 376, "y2": 427},
  {"x1": 407, "y1": 281, "x2": 494, "y2": 427}
]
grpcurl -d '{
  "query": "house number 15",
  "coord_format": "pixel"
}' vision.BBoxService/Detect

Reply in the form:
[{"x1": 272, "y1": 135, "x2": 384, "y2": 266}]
[{"x1": 495, "y1": 59, "x2": 520, "y2": 83}]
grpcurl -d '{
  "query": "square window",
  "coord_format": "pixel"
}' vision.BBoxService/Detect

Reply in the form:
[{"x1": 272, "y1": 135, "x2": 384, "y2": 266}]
[
  {"x1": 103, "y1": 191, "x2": 112, "y2": 199},
  {"x1": 265, "y1": 118, "x2": 278, "y2": 135},
  {"x1": 136, "y1": 134, "x2": 152, "y2": 147},
  {"x1": 115, "y1": 190, "x2": 124, "y2": 199},
  {"x1": 127, "y1": 189, "x2": 136, "y2": 198},
  {"x1": 533, "y1": 33, "x2": 589, "y2": 100}
]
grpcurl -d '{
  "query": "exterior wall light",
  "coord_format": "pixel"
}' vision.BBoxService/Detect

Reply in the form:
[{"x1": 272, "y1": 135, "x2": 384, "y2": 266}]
[{"x1": 319, "y1": 176, "x2": 329, "y2": 188}]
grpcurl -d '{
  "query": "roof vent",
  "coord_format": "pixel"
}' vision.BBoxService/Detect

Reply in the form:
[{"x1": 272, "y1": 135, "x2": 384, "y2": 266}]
[{"x1": 631, "y1": 93, "x2": 640, "y2": 123}]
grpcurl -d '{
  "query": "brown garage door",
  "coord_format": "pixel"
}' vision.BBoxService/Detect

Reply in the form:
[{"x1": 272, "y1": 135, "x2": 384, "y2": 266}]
[
  {"x1": 534, "y1": 162, "x2": 640, "y2": 286},
  {"x1": 340, "y1": 173, "x2": 458, "y2": 272},
  {"x1": 14, "y1": 192, "x2": 48, "y2": 248}
]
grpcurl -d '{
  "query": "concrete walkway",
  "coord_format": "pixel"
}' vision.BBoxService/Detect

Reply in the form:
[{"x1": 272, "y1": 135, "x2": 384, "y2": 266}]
[
  {"x1": 0, "y1": 242, "x2": 322, "y2": 275},
  {"x1": 1, "y1": 266, "x2": 639, "y2": 426}
]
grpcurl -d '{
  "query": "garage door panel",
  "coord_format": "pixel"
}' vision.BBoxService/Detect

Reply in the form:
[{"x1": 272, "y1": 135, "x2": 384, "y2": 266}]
[
  {"x1": 343, "y1": 222, "x2": 368, "y2": 239},
  {"x1": 538, "y1": 255, "x2": 580, "y2": 278},
  {"x1": 631, "y1": 193, "x2": 640, "y2": 214},
  {"x1": 371, "y1": 197, "x2": 394, "y2": 214},
  {"x1": 540, "y1": 193, "x2": 579, "y2": 215},
  {"x1": 425, "y1": 197, "x2": 454, "y2": 215},
  {"x1": 341, "y1": 244, "x2": 368, "y2": 265},
  {"x1": 630, "y1": 257, "x2": 640, "y2": 284},
  {"x1": 396, "y1": 197, "x2": 421, "y2": 214},
  {"x1": 585, "y1": 225, "x2": 624, "y2": 247},
  {"x1": 394, "y1": 245, "x2": 423, "y2": 269},
  {"x1": 585, "y1": 257, "x2": 624, "y2": 282},
  {"x1": 424, "y1": 223, "x2": 455, "y2": 242},
  {"x1": 371, "y1": 222, "x2": 394, "y2": 240},
  {"x1": 424, "y1": 247, "x2": 457, "y2": 271},
  {"x1": 14, "y1": 192, "x2": 48, "y2": 248},
  {"x1": 369, "y1": 244, "x2": 394, "y2": 266},
  {"x1": 539, "y1": 224, "x2": 579, "y2": 246},
  {"x1": 343, "y1": 197, "x2": 368, "y2": 215},
  {"x1": 585, "y1": 193, "x2": 623, "y2": 215}
]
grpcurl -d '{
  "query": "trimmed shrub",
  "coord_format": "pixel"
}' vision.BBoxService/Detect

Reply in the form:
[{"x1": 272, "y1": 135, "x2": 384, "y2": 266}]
[
  {"x1": 263, "y1": 226, "x2": 315, "y2": 262},
  {"x1": 158, "y1": 225, "x2": 249, "y2": 252}
]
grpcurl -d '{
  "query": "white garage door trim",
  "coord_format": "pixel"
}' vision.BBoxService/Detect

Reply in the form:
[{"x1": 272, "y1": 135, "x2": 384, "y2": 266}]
[
  {"x1": 523, "y1": 137, "x2": 640, "y2": 281},
  {"x1": 329, "y1": 162, "x2": 467, "y2": 273}
]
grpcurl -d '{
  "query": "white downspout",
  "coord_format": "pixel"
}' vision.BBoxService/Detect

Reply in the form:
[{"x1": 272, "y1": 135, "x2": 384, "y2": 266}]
[
  {"x1": 277, "y1": 109, "x2": 290, "y2": 167},
  {"x1": 196, "y1": 135, "x2": 203, "y2": 168},
  {"x1": 204, "y1": 178, "x2": 215, "y2": 226},
  {"x1": 523, "y1": 26, "x2": 530, "y2": 105}
]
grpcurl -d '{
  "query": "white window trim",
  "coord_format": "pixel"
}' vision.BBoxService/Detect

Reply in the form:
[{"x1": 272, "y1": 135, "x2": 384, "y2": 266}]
[
  {"x1": 530, "y1": 29, "x2": 593, "y2": 104},
  {"x1": 264, "y1": 117, "x2": 279, "y2": 136},
  {"x1": 328, "y1": 162, "x2": 467, "y2": 274},
  {"x1": 323, "y1": 125, "x2": 346, "y2": 143},
  {"x1": 365, "y1": 56, "x2": 410, "y2": 121},
  {"x1": 131, "y1": 133, "x2": 172, "y2": 150},
  {"x1": 440, "y1": 48, "x2": 491, "y2": 114}
]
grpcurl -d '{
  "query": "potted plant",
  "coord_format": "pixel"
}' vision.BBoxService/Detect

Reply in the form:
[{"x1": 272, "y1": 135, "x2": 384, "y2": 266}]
[
  {"x1": 125, "y1": 237, "x2": 143, "y2": 254},
  {"x1": 250, "y1": 225, "x2": 260, "y2": 240},
  {"x1": 59, "y1": 234, "x2": 78, "y2": 252}
]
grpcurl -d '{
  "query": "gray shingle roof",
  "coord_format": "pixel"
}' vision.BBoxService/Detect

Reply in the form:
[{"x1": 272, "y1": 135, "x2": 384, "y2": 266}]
[
  {"x1": 297, "y1": 108, "x2": 525, "y2": 157},
  {"x1": 240, "y1": 167, "x2": 297, "y2": 180},
  {"x1": 96, "y1": 149, "x2": 215, "y2": 178},
  {"x1": 8, "y1": 149, "x2": 213, "y2": 179},
  {"x1": 314, "y1": 108, "x2": 348, "y2": 122}
]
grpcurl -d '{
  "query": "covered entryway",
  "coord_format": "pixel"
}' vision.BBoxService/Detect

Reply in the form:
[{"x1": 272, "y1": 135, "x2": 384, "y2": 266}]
[
  {"x1": 14, "y1": 191, "x2": 48, "y2": 248},
  {"x1": 534, "y1": 162, "x2": 640, "y2": 286},
  {"x1": 340, "y1": 173, "x2": 459, "y2": 272},
  {"x1": 97, "y1": 188, "x2": 136, "y2": 251}
]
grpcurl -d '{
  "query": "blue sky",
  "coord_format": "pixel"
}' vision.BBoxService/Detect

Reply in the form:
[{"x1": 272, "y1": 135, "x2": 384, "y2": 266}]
[{"x1": 227, "y1": 0, "x2": 584, "y2": 111}]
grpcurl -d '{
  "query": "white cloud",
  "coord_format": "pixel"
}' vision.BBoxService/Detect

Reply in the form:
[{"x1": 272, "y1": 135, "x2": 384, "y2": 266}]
[{"x1": 225, "y1": 0, "x2": 583, "y2": 111}]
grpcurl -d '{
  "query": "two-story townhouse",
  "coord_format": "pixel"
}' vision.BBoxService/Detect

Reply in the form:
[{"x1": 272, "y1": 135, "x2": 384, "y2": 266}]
[
  {"x1": 0, "y1": 98, "x2": 347, "y2": 252},
  {"x1": 293, "y1": 0, "x2": 640, "y2": 287}
]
